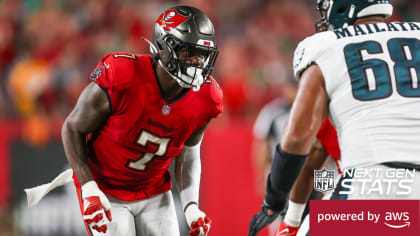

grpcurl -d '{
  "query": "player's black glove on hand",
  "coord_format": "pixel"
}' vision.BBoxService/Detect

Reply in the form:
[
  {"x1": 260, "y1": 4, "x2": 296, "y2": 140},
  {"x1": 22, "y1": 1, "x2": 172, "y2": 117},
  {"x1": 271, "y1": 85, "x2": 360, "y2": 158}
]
[{"x1": 248, "y1": 201, "x2": 279, "y2": 236}]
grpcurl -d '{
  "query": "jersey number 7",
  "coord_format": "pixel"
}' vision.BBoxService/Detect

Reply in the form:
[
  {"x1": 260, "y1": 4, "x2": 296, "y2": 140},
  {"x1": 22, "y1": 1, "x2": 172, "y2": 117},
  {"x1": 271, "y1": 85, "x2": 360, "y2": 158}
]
[{"x1": 126, "y1": 129, "x2": 173, "y2": 172}]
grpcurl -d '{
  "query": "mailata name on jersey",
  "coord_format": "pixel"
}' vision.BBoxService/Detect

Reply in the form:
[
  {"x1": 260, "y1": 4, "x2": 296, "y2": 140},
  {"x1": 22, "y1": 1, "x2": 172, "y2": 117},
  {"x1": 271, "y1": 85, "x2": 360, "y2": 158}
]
[{"x1": 334, "y1": 22, "x2": 420, "y2": 39}]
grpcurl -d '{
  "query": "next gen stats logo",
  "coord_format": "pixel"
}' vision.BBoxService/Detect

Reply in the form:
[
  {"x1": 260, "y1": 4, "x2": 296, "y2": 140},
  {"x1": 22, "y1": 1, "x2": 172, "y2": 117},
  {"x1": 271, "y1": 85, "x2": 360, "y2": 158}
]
[
  {"x1": 314, "y1": 168, "x2": 416, "y2": 195},
  {"x1": 312, "y1": 168, "x2": 417, "y2": 232},
  {"x1": 339, "y1": 168, "x2": 416, "y2": 195}
]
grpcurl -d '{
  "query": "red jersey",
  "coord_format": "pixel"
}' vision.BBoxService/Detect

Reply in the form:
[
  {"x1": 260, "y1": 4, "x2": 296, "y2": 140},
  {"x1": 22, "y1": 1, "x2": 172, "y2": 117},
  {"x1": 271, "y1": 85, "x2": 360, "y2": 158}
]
[
  {"x1": 84, "y1": 52, "x2": 223, "y2": 201},
  {"x1": 316, "y1": 117, "x2": 342, "y2": 173}
]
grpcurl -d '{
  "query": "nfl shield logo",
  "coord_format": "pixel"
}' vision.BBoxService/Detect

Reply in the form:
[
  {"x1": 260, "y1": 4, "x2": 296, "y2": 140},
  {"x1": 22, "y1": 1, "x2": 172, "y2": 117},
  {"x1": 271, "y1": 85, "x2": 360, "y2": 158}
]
[
  {"x1": 162, "y1": 105, "x2": 171, "y2": 115},
  {"x1": 314, "y1": 168, "x2": 334, "y2": 192}
]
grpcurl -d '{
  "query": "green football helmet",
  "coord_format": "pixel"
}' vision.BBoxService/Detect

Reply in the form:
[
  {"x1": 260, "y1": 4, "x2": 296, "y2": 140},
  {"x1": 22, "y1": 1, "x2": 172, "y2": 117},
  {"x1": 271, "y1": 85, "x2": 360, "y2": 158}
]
[{"x1": 315, "y1": 0, "x2": 393, "y2": 32}]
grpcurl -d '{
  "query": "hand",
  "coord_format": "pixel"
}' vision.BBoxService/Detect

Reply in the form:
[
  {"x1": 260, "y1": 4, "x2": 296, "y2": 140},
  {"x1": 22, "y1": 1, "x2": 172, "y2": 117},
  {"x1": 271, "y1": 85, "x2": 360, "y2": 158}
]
[
  {"x1": 248, "y1": 202, "x2": 279, "y2": 236},
  {"x1": 81, "y1": 181, "x2": 112, "y2": 233},
  {"x1": 274, "y1": 221, "x2": 299, "y2": 236},
  {"x1": 185, "y1": 204, "x2": 212, "y2": 236}
]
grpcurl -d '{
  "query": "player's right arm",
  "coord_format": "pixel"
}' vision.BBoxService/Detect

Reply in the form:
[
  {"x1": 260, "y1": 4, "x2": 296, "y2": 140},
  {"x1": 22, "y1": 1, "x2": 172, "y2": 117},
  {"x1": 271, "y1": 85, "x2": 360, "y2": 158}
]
[
  {"x1": 276, "y1": 118, "x2": 340, "y2": 235},
  {"x1": 289, "y1": 140, "x2": 327, "y2": 204},
  {"x1": 61, "y1": 82, "x2": 112, "y2": 233},
  {"x1": 62, "y1": 52, "x2": 132, "y2": 184},
  {"x1": 62, "y1": 82, "x2": 110, "y2": 185},
  {"x1": 272, "y1": 141, "x2": 328, "y2": 236}
]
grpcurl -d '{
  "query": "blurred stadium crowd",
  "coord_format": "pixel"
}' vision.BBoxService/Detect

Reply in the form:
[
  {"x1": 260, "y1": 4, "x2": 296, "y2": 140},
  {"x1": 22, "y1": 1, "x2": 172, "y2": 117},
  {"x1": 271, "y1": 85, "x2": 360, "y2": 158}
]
[
  {"x1": 0, "y1": 0, "x2": 419, "y2": 145},
  {"x1": 0, "y1": 0, "x2": 419, "y2": 235}
]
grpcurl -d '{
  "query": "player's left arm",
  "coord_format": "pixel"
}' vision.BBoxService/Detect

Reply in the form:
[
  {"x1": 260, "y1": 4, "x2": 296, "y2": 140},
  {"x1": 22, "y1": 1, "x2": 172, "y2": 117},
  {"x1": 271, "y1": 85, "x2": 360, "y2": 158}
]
[
  {"x1": 175, "y1": 122, "x2": 211, "y2": 236},
  {"x1": 249, "y1": 65, "x2": 328, "y2": 236}
]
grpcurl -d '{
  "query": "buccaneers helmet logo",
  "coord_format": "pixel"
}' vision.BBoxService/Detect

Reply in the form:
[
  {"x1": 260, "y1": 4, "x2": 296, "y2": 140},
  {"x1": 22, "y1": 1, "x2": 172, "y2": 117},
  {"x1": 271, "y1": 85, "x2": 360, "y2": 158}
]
[{"x1": 156, "y1": 10, "x2": 189, "y2": 31}]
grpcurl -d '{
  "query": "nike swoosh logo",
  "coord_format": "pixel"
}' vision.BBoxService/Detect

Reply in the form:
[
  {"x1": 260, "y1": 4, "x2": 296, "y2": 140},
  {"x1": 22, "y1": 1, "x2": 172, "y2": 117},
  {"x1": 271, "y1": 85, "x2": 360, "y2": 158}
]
[
  {"x1": 279, "y1": 228, "x2": 289, "y2": 234},
  {"x1": 277, "y1": 227, "x2": 298, "y2": 236},
  {"x1": 84, "y1": 201, "x2": 91, "y2": 212},
  {"x1": 104, "y1": 62, "x2": 110, "y2": 69}
]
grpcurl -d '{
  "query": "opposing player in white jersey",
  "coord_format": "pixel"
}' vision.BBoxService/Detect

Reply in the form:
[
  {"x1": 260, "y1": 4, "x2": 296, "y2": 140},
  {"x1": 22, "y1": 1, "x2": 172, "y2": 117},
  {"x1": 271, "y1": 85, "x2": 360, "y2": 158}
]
[
  {"x1": 249, "y1": 0, "x2": 420, "y2": 235},
  {"x1": 297, "y1": 0, "x2": 420, "y2": 171}
]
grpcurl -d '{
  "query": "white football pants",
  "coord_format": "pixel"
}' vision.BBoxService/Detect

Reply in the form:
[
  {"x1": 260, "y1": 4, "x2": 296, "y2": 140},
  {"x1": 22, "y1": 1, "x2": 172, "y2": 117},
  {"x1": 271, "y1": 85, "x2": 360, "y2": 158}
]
[{"x1": 84, "y1": 191, "x2": 180, "y2": 236}]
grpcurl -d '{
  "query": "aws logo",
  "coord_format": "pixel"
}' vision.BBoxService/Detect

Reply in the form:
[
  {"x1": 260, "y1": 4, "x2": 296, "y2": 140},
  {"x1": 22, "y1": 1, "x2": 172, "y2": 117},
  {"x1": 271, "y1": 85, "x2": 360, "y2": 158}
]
[
  {"x1": 156, "y1": 10, "x2": 188, "y2": 31},
  {"x1": 383, "y1": 212, "x2": 410, "y2": 229}
]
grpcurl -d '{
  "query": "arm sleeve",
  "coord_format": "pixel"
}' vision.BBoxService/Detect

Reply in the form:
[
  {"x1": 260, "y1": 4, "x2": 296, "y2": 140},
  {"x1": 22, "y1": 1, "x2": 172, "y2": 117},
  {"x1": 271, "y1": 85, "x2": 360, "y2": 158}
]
[
  {"x1": 174, "y1": 138, "x2": 203, "y2": 211},
  {"x1": 265, "y1": 145, "x2": 307, "y2": 212}
]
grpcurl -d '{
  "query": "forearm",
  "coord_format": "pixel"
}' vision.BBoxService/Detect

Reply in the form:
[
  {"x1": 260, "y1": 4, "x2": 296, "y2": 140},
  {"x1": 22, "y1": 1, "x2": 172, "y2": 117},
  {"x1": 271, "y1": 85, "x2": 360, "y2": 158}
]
[
  {"x1": 289, "y1": 169, "x2": 314, "y2": 204},
  {"x1": 289, "y1": 146, "x2": 327, "y2": 203},
  {"x1": 175, "y1": 143, "x2": 202, "y2": 211},
  {"x1": 265, "y1": 145, "x2": 307, "y2": 212},
  {"x1": 62, "y1": 120, "x2": 93, "y2": 185},
  {"x1": 283, "y1": 144, "x2": 328, "y2": 227}
]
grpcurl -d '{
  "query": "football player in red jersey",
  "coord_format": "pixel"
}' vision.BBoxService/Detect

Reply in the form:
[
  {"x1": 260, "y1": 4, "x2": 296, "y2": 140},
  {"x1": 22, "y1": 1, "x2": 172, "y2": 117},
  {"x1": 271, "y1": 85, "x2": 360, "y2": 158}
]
[{"x1": 61, "y1": 6, "x2": 221, "y2": 236}]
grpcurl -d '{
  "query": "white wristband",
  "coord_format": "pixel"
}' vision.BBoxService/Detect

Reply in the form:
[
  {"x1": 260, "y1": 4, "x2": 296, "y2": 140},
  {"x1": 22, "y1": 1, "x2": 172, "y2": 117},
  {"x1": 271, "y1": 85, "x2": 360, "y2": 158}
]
[
  {"x1": 185, "y1": 203, "x2": 205, "y2": 226},
  {"x1": 284, "y1": 200, "x2": 306, "y2": 227},
  {"x1": 81, "y1": 181, "x2": 100, "y2": 198},
  {"x1": 81, "y1": 181, "x2": 111, "y2": 211}
]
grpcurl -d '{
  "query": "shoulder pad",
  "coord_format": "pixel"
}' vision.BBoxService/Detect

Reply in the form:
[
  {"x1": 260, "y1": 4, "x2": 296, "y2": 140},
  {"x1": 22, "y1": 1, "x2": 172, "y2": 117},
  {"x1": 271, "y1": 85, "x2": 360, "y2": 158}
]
[
  {"x1": 203, "y1": 77, "x2": 223, "y2": 118},
  {"x1": 208, "y1": 77, "x2": 223, "y2": 104},
  {"x1": 293, "y1": 32, "x2": 330, "y2": 80},
  {"x1": 90, "y1": 52, "x2": 137, "y2": 90}
]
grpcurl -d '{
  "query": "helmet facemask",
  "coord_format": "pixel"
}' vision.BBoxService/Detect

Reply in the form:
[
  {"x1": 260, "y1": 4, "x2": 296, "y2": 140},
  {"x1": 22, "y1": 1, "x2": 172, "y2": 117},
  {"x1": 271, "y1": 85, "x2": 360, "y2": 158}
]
[
  {"x1": 315, "y1": 0, "x2": 332, "y2": 32},
  {"x1": 158, "y1": 34, "x2": 218, "y2": 90},
  {"x1": 315, "y1": 0, "x2": 350, "y2": 32}
]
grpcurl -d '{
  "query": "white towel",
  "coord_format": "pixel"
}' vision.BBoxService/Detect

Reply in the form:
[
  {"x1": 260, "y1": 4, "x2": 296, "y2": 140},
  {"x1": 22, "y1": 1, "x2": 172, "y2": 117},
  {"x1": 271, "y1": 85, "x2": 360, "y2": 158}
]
[{"x1": 25, "y1": 169, "x2": 74, "y2": 208}]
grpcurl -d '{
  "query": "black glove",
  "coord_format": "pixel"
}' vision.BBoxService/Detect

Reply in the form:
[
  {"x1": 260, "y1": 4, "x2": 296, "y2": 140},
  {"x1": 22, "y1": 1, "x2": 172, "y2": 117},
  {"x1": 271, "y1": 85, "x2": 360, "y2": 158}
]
[{"x1": 248, "y1": 201, "x2": 279, "y2": 236}]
